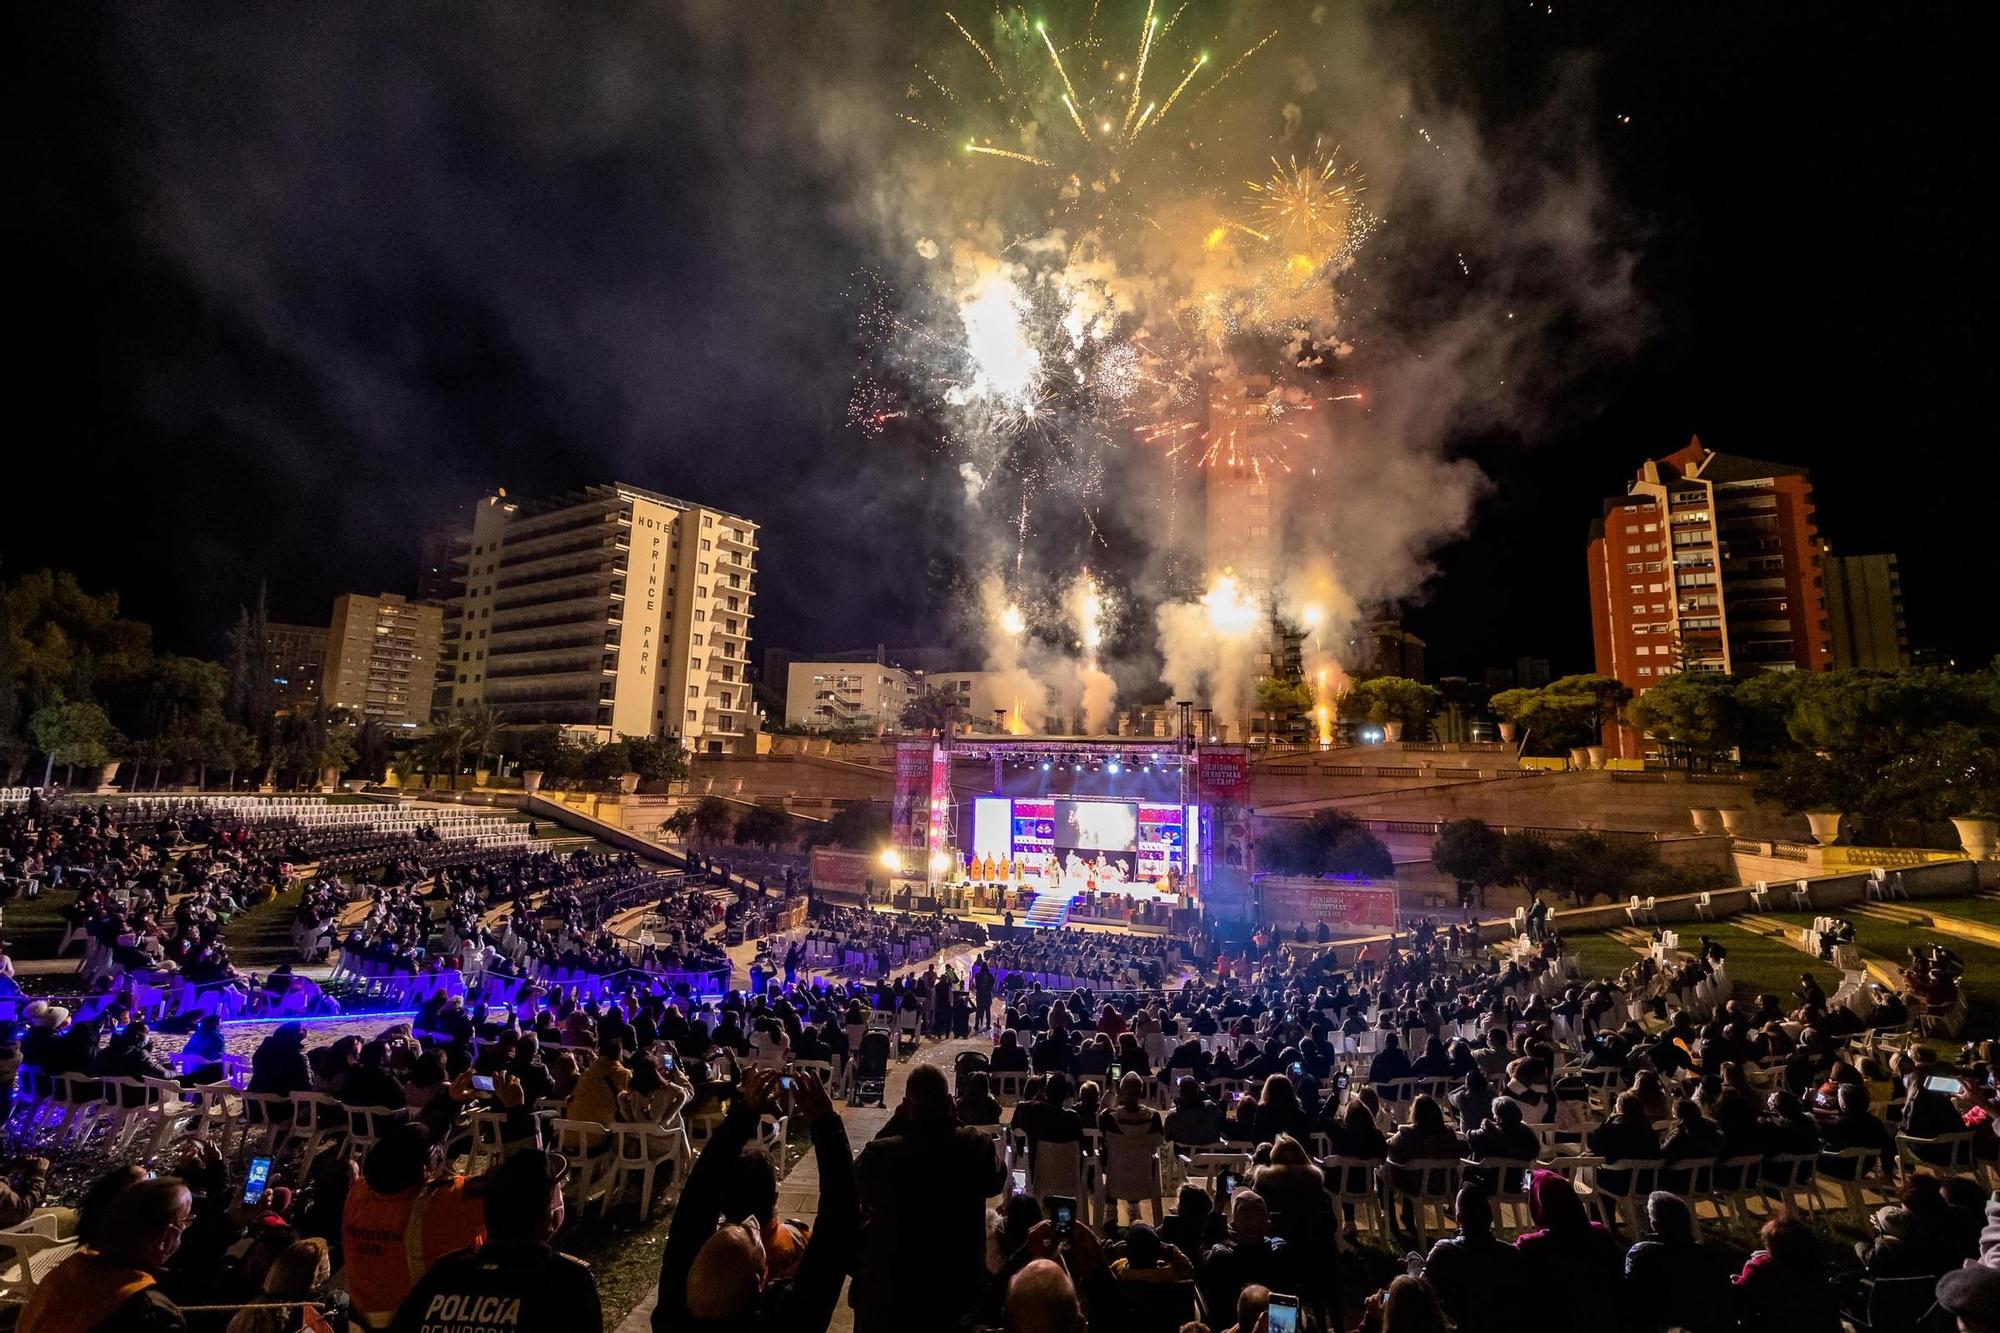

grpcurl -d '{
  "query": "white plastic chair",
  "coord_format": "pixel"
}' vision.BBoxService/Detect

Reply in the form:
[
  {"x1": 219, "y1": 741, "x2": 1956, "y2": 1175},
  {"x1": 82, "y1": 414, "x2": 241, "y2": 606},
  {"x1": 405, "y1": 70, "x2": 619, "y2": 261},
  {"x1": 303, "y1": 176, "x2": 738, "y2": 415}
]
[
  {"x1": 553, "y1": 1119, "x2": 615, "y2": 1214},
  {"x1": 608, "y1": 1122, "x2": 682, "y2": 1218},
  {"x1": 0, "y1": 1214, "x2": 79, "y2": 1305}
]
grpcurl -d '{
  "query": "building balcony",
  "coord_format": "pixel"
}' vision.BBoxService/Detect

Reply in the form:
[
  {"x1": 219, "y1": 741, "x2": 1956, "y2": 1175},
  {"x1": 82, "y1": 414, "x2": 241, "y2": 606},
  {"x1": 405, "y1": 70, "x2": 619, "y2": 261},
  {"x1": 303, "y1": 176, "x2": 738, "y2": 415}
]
[
  {"x1": 483, "y1": 660, "x2": 601, "y2": 683},
  {"x1": 491, "y1": 568, "x2": 619, "y2": 611},
  {"x1": 716, "y1": 526, "x2": 757, "y2": 553},
  {"x1": 485, "y1": 623, "x2": 612, "y2": 653},
  {"x1": 494, "y1": 543, "x2": 620, "y2": 587},
  {"x1": 490, "y1": 591, "x2": 615, "y2": 624}
]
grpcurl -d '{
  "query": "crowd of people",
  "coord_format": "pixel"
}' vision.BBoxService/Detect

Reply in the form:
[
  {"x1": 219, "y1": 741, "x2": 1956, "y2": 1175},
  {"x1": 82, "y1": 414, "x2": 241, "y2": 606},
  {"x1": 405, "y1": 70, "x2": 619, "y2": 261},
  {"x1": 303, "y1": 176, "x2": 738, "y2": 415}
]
[
  {"x1": 980, "y1": 925, "x2": 1181, "y2": 991},
  {"x1": 12, "y1": 787, "x2": 2000, "y2": 1332}
]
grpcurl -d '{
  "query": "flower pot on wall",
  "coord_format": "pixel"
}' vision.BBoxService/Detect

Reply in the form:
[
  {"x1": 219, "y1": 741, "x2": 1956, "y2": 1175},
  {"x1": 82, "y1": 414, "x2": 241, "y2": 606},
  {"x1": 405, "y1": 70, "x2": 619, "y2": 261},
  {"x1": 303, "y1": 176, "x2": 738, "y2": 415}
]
[
  {"x1": 1689, "y1": 807, "x2": 1720, "y2": 834},
  {"x1": 1568, "y1": 748, "x2": 1590, "y2": 770},
  {"x1": 1717, "y1": 808, "x2": 1747, "y2": 835},
  {"x1": 1806, "y1": 811, "x2": 1844, "y2": 846},
  {"x1": 1497, "y1": 722, "x2": 1517, "y2": 743},
  {"x1": 618, "y1": 773, "x2": 642, "y2": 795},
  {"x1": 1585, "y1": 746, "x2": 1607, "y2": 769},
  {"x1": 522, "y1": 770, "x2": 544, "y2": 795},
  {"x1": 1951, "y1": 815, "x2": 1999, "y2": 862},
  {"x1": 1382, "y1": 721, "x2": 1404, "y2": 742}
]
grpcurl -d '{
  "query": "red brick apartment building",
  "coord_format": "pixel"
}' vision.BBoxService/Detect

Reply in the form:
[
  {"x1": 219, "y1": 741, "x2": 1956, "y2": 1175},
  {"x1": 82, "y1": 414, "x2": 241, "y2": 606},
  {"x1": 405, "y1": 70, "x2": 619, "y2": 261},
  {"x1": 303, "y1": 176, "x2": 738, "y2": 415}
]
[{"x1": 1588, "y1": 439, "x2": 1831, "y2": 759}]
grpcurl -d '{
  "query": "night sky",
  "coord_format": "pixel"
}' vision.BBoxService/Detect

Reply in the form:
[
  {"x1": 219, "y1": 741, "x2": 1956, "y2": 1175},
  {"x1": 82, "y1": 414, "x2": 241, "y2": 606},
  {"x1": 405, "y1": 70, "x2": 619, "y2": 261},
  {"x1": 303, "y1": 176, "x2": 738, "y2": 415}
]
[{"x1": 6, "y1": 3, "x2": 1985, "y2": 684}]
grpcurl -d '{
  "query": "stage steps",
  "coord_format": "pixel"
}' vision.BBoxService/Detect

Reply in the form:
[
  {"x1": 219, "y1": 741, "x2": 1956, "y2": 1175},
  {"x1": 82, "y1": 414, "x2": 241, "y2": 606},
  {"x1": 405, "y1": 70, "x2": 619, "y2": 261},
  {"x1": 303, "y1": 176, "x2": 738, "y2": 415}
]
[{"x1": 1023, "y1": 890, "x2": 1078, "y2": 929}]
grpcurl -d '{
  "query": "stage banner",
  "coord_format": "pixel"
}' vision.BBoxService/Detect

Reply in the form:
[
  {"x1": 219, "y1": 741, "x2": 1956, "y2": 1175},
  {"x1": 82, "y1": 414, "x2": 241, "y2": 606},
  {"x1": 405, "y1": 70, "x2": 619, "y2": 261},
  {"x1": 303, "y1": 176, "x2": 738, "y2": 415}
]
[
  {"x1": 926, "y1": 743, "x2": 953, "y2": 875},
  {"x1": 891, "y1": 742, "x2": 930, "y2": 854},
  {"x1": 809, "y1": 848, "x2": 873, "y2": 897},
  {"x1": 1256, "y1": 875, "x2": 1397, "y2": 930},
  {"x1": 1196, "y1": 746, "x2": 1250, "y2": 804}
]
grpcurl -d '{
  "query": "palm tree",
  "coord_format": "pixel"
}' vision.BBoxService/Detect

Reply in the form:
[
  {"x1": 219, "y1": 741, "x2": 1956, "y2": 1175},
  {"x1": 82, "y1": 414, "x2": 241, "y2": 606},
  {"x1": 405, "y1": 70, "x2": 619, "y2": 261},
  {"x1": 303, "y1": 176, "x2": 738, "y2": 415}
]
[
  {"x1": 456, "y1": 703, "x2": 507, "y2": 778},
  {"x1": 424, "y1": 716, "x2": 471, "y2": 789}
]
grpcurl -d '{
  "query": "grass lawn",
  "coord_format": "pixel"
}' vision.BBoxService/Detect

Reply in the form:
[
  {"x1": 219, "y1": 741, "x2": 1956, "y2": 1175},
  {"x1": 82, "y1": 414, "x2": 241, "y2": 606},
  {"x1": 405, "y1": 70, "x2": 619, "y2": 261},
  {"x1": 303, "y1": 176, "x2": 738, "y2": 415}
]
[
  {"x1": 0, "y1": 885, "x2": 71, "y2": 957},
  {"x1": 1772, "y1": 909, "x2": 2000, "y2": 1037},
  {"x1": 1693, "y1": 919, "x2": 1843, "y2": 1005},
  {"x1": 1912, "y1": 895, "x2": 2000, "y2": 932},
  {"x1": 1562, "y1": 931, "x2": 1645, "y2": 982}
]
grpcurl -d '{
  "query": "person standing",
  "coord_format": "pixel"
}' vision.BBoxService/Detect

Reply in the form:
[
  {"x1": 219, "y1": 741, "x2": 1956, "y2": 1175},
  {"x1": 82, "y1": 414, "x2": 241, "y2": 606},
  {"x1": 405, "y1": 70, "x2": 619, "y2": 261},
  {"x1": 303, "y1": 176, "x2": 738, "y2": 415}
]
[
  {"x1": 974, "y1": 961, "x2": 996, "y2": 1033},
  {"x1": 851, "y1": 1065, "x2": 1006, "y2": 1333}
]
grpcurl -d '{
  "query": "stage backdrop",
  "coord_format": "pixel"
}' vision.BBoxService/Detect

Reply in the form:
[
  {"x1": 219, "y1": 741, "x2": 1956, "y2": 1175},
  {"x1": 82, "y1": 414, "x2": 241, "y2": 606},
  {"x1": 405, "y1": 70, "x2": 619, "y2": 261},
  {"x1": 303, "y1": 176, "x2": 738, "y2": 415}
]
[{"x1": 1255, "y1": 875, "x2": 1397, "y2": 930}]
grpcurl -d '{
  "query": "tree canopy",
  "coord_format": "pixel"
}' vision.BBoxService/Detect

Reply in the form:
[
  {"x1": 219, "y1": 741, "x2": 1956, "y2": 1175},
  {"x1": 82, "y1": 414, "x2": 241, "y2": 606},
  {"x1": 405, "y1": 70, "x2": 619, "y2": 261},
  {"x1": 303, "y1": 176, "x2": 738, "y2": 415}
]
[{"x1": 1255, "y1": 809, "x2": 1394, "y2": 878}]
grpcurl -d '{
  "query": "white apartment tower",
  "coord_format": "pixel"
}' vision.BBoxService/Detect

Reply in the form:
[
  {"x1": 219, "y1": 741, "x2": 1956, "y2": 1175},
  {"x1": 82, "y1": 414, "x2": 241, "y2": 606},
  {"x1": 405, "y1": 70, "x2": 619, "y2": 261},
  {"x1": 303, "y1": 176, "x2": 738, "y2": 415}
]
[{"x1": 446, "y1": 484, "x2": 758, "y2": 753}]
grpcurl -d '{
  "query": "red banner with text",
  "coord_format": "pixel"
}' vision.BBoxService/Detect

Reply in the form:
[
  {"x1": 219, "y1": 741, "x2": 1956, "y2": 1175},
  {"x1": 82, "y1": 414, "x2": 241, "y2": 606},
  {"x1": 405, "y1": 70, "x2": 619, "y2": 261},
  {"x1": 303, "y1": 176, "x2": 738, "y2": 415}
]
[{"x1": 1256, "y1": 876, "x2": 1397, "y2": 930}]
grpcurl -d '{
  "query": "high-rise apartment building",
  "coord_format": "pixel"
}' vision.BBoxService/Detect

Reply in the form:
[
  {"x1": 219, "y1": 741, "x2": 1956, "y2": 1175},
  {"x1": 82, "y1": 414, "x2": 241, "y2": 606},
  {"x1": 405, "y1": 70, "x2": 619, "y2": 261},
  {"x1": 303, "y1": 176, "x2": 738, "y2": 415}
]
[
  {"x1": 1203, "y1": 376, "x2": 1282, "y2": 607},
  {"x1": 445, "y1": 484, "x2": 757, "y2": 752},
  {"x1": 266, "y1": 623, "x2": 327, "y2": 714},
  {"x1": 323, "y1": 593, "x2": 444, "y2": 727},
  {"x1": 1821, "y1": 551, "x2": 1909, "y2": 671},
  {"x1": 1203, "y1": 376, "x2": 1289, "y2": 740},
  {"x1": 1589, "y1": 439, "x2": 1831, "y2": 758}
]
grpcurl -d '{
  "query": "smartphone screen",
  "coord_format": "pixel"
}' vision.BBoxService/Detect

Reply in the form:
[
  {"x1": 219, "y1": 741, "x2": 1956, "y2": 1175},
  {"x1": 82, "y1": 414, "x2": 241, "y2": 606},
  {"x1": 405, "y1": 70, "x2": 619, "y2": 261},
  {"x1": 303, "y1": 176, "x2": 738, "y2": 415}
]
[
  {"x1": 1288, "y1": 1062, "x2": 1305, "y2": 1077},
  {"x1": 1049, "y1": 1195, "x2": 1075, "y2": 1239},
  {"x1": 1519, "y1": 1169, "x2": 1536, "y2": 1194},
  {"x1": 470, "y1": 1074, "x2": 495, "y2": 1094},
  {"x1": 780, "y1": 1075, "x2": 795, "y2": 1092},
  {"x1": 660, "y1": 1054, "x2": 675, "y2": 1071},
  {"x1": 1217, "y1": 1170, "x2": 1235, "y2": 1198},
  {"x1": 242, "y1": 1156, "x2": 272, "y2": 1207},
  {"x1": 1266, "y1": 1295, "x2": 1301, "y2": 1333},
  {"x1": 1011, "y1": 1167, "x2": 1029, "y2": 1195}
]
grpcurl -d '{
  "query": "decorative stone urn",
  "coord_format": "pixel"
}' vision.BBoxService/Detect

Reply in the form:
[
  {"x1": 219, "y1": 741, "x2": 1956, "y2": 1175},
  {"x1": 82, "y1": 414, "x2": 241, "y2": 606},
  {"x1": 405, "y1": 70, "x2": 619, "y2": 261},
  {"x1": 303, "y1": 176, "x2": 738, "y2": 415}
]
[
  {"x1": 1568, "y1": 748, "x2": 1591, "y2": 770},
  {"x1": 1951, "y1": 815, "x2": 1999, "y2": 862},
  {"x1": 474, "y1": 768, "x2": 492, "y2": 788},
  {"x1": 1585, "y1": 746, "x2": 1607, "y2": 769},
  {"x1": 318, "y1": 766, "x2": 340, "y2": 792},
  {"x1": 1690, "y1": 807, "x2": 1720, "y2": 834},
  {"x1": 1717, "y1": 807, "x2": 1748, "y2": 835},
  {"x1": 618, "y1": 772, "x2": 642, "y2": 795},
  {"x1": 521, "y1": 770, "x2": 544, "y2": 795},
  {"x1": 1806, "y1": 811, "x2": 1844, "y2": 846},
  {"x1": 96, "y1": 761, "x2": 122, "y2": 789},
  {"x1": 1381, "y1": 721, "x2": 1403, "y2": 742},
  {"x1": 1497, "y1": 722, "x2": 1517, "y2": 742}
]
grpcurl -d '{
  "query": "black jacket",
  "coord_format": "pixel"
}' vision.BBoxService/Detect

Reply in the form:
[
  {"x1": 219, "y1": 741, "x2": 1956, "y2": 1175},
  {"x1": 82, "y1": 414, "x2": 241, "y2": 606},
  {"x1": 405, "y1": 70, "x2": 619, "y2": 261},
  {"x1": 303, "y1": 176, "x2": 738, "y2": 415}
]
[
  {"x1": 852, "y1": 1116, "x2": 1008, "y2": 1333},
  {"x1": 392, "y1": 1241, "x2": 600, "y2": 1333}
]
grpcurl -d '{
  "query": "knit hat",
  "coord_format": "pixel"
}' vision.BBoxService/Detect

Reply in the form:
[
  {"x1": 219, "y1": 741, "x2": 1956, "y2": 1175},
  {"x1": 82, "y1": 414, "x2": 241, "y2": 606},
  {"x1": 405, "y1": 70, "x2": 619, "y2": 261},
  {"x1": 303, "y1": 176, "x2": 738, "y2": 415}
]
[{"x1": 1937, "y1": 1264, "x2": 2000, "y2": 1330}]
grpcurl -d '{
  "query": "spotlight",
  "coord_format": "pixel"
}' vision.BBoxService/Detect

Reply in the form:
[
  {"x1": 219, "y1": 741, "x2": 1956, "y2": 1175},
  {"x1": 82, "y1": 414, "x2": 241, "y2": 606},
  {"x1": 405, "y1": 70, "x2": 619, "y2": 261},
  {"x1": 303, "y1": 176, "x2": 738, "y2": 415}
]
[
  {"x1": 1107, "y1": 762, "x2": 1121, "y2": 775},
  {"x1": 1040, "y1": 761, "x2": 1052, "y2": 772},
  {"x1": 1073, "y1": 763, "x2": 1082, "y2": 772}
]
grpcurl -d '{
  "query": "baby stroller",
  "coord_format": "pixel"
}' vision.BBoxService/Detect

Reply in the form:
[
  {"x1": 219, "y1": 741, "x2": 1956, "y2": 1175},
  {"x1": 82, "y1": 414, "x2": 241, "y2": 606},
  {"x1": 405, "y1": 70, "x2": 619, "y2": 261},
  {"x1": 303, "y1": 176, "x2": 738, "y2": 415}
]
[
  {"x1": 850, "y1": 1028, "x2": 892, "y2": 1107},
  {"x1": 954, "y1": 1049, "x2": 990, "y2": 1096}
]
